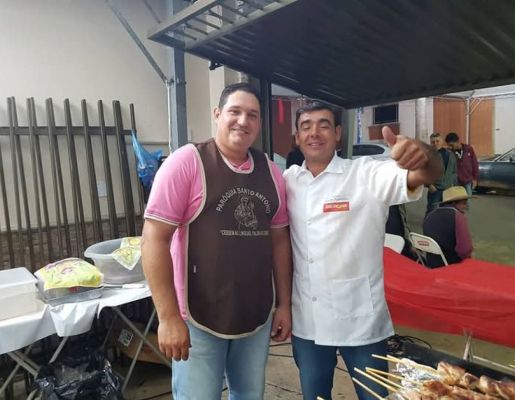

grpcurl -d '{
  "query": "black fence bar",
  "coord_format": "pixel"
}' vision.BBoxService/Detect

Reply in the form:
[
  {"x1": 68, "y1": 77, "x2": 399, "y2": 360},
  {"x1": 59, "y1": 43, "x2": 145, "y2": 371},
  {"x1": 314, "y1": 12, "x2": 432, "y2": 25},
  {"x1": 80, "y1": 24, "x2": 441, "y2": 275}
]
[
  {"x1": 27, "y1": 98, "x2": 45, "y2": 265},
  {"x1": 130, "y1": 103, "x2": 145, "y2": 221},
  {"x1": 98, "y1": 100, "x2": 118, "y2": 239},
  {"x1": 113, "y1": 100, "x2": 136, "y2": 236},
  {"x1": 64, "y1": 99, "x2": 87, "y2": 256},
  {"x1": 7, "y1": 98, "x2": 24, "y2": 266},
  {"x1": 0, "y1": 137, "x2": 14, "y2": 267},
  {"x1": 81, "y1": 100, "x2": 102, "y2": 243},
  {"x1": 10, "y1": 97, "x2": 35, "y2": 269},
  {"x1": 30, "y1": 98, "x2": 53, "y2": 264},
  {"x1": 45, "y1": 98, "x2": 66, "y2": 260}
]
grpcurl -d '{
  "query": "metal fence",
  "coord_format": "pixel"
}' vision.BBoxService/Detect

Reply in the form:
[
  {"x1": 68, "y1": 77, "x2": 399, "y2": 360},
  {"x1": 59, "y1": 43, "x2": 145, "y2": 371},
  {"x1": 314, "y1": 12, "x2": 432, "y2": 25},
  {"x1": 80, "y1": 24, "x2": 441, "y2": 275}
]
[{"x1": 0, "y1": 97, "x2": 144, "y2": 271}]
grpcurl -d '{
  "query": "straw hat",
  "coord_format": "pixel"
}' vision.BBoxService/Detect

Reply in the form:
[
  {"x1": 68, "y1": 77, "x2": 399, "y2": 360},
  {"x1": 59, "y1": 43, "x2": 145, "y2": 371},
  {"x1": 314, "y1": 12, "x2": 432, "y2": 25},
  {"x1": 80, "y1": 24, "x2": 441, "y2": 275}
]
[{"x1": 441, "y1": 186, "x2": 476, "y2": 204}]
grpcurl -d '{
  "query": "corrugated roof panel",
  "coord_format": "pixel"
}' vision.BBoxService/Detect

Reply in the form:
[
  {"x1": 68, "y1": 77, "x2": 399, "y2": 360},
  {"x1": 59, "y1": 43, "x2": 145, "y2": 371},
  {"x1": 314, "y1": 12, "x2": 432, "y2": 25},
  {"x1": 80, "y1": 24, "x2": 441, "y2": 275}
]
[{"x1": 149, "y1": 0, "x2": 515, "y2": 107}]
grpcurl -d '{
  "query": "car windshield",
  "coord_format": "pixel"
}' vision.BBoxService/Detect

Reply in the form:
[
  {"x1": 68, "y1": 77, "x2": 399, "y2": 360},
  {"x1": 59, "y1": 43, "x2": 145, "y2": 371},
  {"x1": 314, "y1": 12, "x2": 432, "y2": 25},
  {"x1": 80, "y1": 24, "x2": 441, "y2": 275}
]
[{"x1": 496, "y1": 148, "x2": 515, "y2": 162}]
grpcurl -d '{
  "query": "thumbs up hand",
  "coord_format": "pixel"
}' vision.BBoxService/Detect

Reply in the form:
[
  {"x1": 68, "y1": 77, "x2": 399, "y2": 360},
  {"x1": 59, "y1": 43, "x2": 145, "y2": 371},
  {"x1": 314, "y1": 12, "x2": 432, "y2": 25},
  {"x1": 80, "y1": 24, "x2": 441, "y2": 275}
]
[{"x1": 382, "y1": 126, "x2": 429, "y2": 170}]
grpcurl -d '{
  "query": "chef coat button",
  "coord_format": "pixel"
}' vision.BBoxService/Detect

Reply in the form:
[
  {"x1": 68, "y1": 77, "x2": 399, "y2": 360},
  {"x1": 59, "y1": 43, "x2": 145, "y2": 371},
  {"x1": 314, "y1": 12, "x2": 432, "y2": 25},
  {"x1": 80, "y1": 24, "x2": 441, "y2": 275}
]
[
  {"x1": 312, "y1": 296, "x2": 317, "y2": 302},
  {"x1": 307, "y1": 219, "x2": 311, "y2": 225},
  {"x1": 308, "y1": 258, "x2": 314, "y2": 264}
]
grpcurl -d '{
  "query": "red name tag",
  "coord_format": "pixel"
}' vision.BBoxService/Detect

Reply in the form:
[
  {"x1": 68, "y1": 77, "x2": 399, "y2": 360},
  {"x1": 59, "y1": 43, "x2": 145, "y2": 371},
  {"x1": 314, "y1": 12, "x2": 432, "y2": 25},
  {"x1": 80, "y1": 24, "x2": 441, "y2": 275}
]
[{"x1": 323, "y1": 201, "x2": 350, "y2": 212}]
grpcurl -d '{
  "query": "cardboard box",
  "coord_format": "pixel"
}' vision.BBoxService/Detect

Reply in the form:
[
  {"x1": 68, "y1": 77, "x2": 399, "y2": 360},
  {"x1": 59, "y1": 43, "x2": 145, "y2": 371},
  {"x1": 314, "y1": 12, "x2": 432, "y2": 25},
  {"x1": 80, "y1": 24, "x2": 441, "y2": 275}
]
[{"x1": 109, "y1": 319, "x2": 168, "y2": 366}]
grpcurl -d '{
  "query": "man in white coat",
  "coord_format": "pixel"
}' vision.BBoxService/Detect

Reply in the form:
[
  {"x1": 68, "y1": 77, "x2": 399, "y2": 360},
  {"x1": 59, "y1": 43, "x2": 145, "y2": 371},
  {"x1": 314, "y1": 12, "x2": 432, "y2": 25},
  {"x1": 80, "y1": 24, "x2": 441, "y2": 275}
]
[{"x1": 284, "y1": 101, "x2": 442, "y2": 400}]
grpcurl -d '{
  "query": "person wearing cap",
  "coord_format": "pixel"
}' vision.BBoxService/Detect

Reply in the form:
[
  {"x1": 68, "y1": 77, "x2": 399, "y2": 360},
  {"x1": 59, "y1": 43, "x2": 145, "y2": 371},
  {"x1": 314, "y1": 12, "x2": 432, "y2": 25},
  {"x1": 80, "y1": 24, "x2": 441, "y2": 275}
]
[
  {"x1": 423, "y1": 186, "x2": 474, "y2": 268},
  {"x1": 284, "y1": 101, "x2": 443, "y2": 400}
]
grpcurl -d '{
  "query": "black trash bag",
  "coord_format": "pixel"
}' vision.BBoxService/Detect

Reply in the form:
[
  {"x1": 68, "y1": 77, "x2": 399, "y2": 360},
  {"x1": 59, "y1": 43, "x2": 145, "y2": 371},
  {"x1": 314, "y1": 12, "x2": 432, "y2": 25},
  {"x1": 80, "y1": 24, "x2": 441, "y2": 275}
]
[{"x1": 33, "y1": 351, "x2": 124, "y2": 400}]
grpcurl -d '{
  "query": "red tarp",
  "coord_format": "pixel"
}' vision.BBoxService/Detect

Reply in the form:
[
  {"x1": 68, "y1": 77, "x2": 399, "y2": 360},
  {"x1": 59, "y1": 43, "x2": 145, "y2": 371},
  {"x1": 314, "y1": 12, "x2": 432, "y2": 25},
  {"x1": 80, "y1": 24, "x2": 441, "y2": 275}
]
[{"x1": 383, "y1": 248, "x2": 515, "y2": 347}]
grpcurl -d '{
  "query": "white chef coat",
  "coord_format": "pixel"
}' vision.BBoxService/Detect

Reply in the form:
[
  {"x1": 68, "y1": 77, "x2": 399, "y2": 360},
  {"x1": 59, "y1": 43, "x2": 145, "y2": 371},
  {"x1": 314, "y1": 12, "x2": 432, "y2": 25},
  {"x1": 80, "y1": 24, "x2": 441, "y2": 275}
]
[{"x1": 284, "y1": 154, "x2": 422, "y2": 346}]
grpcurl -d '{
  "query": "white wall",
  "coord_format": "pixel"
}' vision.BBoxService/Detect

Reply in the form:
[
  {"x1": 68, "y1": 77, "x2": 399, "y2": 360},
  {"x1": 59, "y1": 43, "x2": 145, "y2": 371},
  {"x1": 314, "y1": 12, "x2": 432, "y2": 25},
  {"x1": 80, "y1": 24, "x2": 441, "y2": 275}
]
[
  {"x1": 494, "y1": 96, "x2": 515, "y2": 154},
  {"x1": 0, "y1": 0, "x2": 199, "y2": 231},
  {"x1": 0, "y1": 0, "x2": 170, "y2": 143}
]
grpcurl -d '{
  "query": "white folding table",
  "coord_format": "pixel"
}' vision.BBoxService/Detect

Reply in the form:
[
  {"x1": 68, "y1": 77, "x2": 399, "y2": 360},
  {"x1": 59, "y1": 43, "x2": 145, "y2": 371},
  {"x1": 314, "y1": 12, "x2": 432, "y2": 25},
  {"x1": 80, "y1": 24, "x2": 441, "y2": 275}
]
[{"x1": 0, "y1": 283, "x2": 170, "y2": 396}]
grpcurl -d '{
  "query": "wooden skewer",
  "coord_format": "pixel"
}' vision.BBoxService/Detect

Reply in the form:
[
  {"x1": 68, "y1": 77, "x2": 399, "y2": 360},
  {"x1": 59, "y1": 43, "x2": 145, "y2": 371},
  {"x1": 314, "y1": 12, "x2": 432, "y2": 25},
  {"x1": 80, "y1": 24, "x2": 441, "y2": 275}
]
[
  {"x1": 366, "y1": 369, "x2": 403, "y2": 389},
  {"x1": 372, "y1": 354, "x2": 437, "y2": 373},
  {"x1": 354, "y1": 368, "x2": 398, "y2": 392},
  {"x1": 366, "y1": 367, "x2": 403, "y2": 380},
  {"x1": 365, "y1": 367, "x2": 421, "y2": 386},
  {"x1": 509, "y1": 364, "x2": 515, "y2": 369},
  {"x1": 352, "y1": 377, "x2": 385, "y2": 400}
]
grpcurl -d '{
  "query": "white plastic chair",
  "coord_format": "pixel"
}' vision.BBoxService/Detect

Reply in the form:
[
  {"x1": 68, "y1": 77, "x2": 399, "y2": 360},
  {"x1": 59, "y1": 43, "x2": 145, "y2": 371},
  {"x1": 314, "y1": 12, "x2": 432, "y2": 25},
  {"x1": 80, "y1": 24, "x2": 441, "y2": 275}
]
[
  {"x1": 409, "y1": 232, "x2": 449, "y2": 266},
  {"x1": 384, "y1": 233, "x2": 405, "y2": 254}
]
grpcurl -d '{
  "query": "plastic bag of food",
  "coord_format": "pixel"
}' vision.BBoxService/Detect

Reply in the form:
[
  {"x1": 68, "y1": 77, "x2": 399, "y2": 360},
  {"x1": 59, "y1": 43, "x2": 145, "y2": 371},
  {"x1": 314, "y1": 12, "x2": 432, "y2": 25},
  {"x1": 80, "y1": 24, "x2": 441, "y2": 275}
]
[
  {"x1": 36, "y1": 258, "x2": 103, "y2": 291},
  {"x1": 111, "y1": 237, "x2": 141, "y2": 271}
]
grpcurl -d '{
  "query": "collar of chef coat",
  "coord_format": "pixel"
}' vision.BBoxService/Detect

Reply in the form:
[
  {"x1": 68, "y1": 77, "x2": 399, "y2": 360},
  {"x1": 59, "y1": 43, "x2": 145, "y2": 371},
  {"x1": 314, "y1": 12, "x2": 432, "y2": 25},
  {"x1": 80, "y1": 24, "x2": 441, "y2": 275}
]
[{"x1": 295, "y1": 152, "x2": 344, "y2": 178}]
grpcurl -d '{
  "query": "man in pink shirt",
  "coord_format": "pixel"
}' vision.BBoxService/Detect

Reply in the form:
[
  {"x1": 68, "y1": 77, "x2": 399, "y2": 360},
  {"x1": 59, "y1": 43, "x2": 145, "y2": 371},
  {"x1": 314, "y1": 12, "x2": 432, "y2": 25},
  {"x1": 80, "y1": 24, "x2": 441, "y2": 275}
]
[{"x1": 142, "y1": 83, "x2": 292, "y2": 400}]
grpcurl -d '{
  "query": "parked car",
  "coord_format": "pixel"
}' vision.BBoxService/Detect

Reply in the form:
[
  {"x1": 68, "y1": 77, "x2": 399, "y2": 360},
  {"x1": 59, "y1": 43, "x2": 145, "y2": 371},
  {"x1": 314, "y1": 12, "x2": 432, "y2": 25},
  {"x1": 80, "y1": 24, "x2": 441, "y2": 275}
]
[
  {"x1": 476, "y1": 147, "x2": 515, "y2": 193},
  {"x1": 351, "y1": 142, "x2": 391, "y2": 160}
]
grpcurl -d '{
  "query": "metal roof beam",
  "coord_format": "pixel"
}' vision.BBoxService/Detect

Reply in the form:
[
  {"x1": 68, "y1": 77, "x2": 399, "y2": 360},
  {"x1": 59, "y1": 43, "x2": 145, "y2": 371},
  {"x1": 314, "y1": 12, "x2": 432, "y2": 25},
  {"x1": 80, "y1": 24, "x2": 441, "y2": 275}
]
[
  {"x1": 148, "y1": 0, "x2": 225, "y2": 40},
  {"x1": 181, "y1": 1, "x2": 297, "y2": 51}
]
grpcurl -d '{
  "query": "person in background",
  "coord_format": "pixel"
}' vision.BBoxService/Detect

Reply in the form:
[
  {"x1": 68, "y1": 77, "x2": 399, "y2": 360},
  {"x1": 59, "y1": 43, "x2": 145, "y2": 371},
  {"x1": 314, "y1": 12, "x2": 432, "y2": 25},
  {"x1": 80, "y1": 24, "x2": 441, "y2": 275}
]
[
  {"x1": 426, "y1": 132, "x2": 457, "y2": 213},
  {"x1": 445, "y1": 132, "x2": 478, "y2": 196},
  {"x1": 385, "y1": 204, "x2": 418, "y2": 260},
  {"x1": 284, "y1": 101, "x2": 442, "y2": 400},
  {"x1": 423, "y1": 186, "x2": 475, "y2": 268},
  {"x1": 286, "y1": 137, "x2": 305, "y2": 168},
  {"x1": 142, "y1": 82, "x2": 292, "y2": 400}
]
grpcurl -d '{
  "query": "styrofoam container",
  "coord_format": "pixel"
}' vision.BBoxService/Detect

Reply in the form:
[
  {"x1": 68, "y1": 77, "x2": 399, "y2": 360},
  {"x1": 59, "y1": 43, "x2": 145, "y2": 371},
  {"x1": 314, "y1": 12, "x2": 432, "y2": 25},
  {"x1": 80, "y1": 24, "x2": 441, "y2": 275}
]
[
  {"x1": 84, "y1": 239, "x2": 144, "y2": 284},
  {"x1": 0, "y1": 267, "x2": 40, "y2": 320}
]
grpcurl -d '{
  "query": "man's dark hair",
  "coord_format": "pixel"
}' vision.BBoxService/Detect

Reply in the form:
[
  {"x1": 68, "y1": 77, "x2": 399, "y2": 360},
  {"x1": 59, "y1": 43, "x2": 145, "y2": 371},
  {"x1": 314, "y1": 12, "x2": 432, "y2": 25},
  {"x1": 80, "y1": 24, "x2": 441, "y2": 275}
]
[
  {"x1": 295, "y1": 101, "x2": 342, "y2": 130},
  {"x1": 430, "y1": 132, "x2": 441, "y2": 139},
  {"x1": 445, "y1": 132, "x2": 460, "y2": 143},
  {"x1": 218, "y1": 82, "x2": 262, "y2": 110}
]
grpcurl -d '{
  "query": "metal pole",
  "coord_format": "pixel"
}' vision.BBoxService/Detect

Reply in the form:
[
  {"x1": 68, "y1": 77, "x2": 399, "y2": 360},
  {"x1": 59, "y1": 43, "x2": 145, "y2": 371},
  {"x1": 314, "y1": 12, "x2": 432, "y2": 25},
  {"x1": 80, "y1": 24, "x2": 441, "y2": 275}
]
[
  {"x1": 46, "y1": 98, "x2": 72, "y2": 257},
  {"x1": 10, "y1": 97, "x2": 35, "y2": 269},
  {"x1": 113, "y1": 100, "x2": 136, "y2": 236},
  {"x1": 45, "y1": 98, "x2": 66, "y2": 259},
  {"x1": 466, "y1": 96, "x2": 471, "y2": 144},
  {"x1": 81, "y1": 100, "x2": 102, "y2": 243},
  {"x1": 27, "y1": 98, "x2": 44, "y2": 265},
  {"x1": 64, "y1": 99, "x2": 87, "y2": 255},
  {"x1": 29, "y1": 98, "x2": 53, "y2": 263},
  {"x1": 129, "y1": 104, "x2": 146, "y2": 220},
  {"x1": 7, "y1": 98, "x2": 24, "y2": 265},
  {"x1": 98, "y1": 100, "x2": 118, "y2": 238},
  {"x1": 0, "y1": 131, "x2": 14, "y2": 267}
]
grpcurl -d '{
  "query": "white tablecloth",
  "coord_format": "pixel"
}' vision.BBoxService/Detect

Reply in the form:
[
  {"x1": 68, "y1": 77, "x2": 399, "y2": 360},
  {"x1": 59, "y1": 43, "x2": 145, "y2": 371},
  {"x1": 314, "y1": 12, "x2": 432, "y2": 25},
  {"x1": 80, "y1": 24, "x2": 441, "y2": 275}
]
[{"x1": 0, "y1": 283, "x2": 151, "y2": 354}]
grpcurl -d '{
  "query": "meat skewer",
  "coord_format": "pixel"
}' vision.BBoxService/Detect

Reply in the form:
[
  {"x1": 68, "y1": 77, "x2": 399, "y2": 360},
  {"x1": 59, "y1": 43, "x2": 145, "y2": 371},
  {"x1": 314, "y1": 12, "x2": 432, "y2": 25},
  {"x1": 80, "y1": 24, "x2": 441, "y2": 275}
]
[{"x1": 437, "y1": 361, "x2": 479, "y2": 390}]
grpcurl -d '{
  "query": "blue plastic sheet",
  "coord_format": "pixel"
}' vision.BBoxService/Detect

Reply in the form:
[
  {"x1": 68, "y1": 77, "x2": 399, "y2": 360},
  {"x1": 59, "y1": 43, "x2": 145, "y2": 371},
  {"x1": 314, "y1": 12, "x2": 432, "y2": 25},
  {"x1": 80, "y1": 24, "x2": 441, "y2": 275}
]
[{"x1": 131, "y1": 131, "x2": 162, "y2": 190}]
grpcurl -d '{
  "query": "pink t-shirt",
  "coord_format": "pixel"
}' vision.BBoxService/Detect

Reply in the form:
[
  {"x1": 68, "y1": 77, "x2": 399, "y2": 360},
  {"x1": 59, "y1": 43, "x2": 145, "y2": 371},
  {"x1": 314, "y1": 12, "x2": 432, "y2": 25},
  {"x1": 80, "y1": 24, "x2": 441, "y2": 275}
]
[{"x1": 144, "y1": 143, "x2": 289, "y2": 318}]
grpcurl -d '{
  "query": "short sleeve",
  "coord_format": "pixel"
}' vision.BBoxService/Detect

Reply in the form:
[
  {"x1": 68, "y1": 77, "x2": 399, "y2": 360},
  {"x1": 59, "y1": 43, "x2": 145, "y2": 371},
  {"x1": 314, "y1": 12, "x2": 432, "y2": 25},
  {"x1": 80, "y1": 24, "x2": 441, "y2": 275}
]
[
  {"x1": 269, "y1": 160, "x2": 289, "y2": 228},
  {"x1": 144, "y1": 144, "x2": 201, "y2": 226}
]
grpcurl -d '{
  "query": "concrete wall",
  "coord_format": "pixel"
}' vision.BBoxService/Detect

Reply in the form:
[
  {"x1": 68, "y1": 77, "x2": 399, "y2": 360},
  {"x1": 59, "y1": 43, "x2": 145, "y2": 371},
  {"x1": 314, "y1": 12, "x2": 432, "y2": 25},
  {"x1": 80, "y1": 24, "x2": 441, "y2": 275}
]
[
  {"x1": 0, "y1": 0, "x2": 171, "y2": 143},
  {"x1": 494, "y1": 96, "x2": 515, "y2": 154}
]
